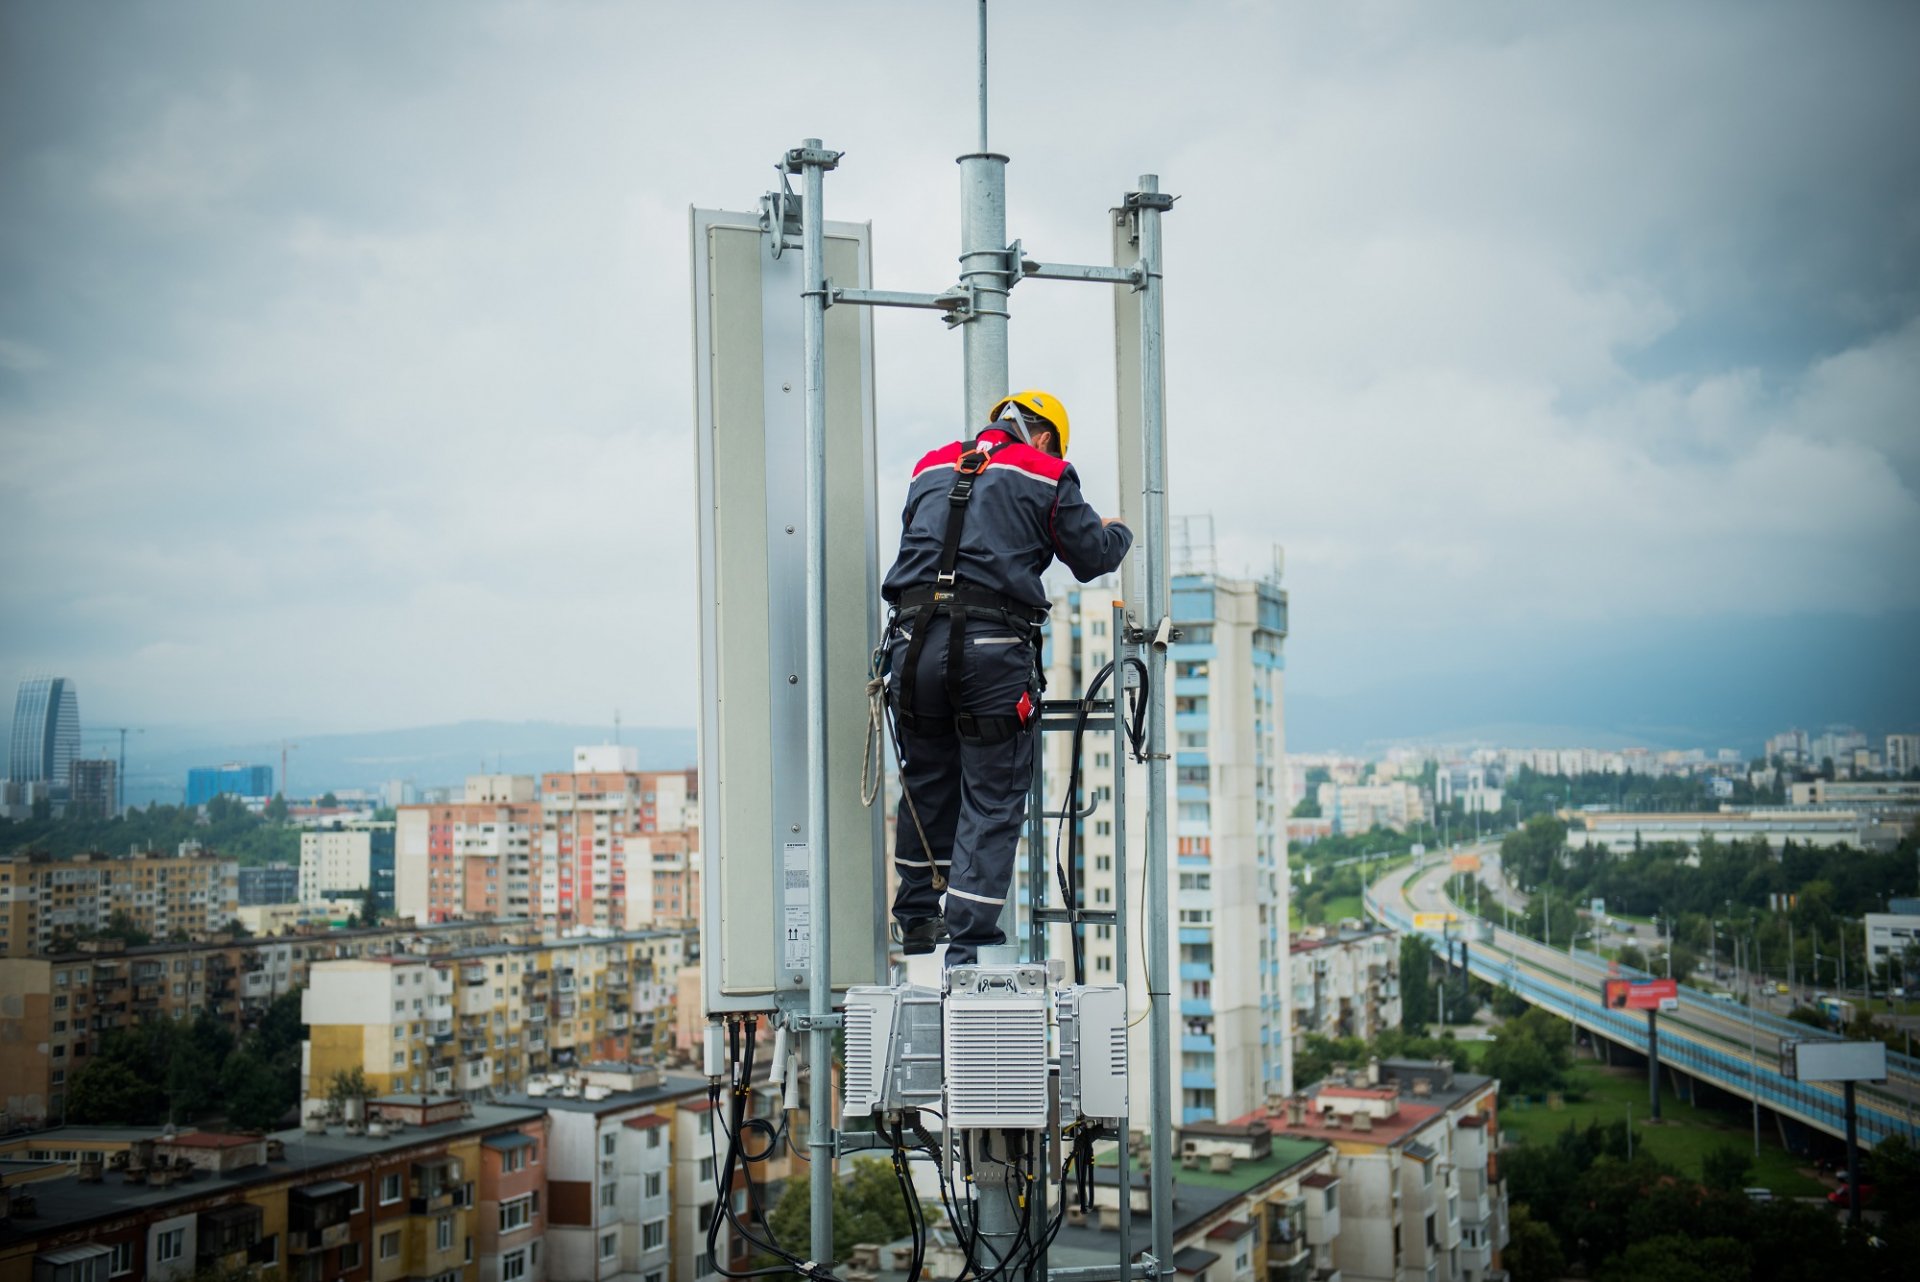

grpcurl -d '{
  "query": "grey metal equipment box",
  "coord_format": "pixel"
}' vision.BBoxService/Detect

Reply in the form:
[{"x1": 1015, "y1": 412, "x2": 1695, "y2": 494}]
[
  {"x1": 841, "y1": 984, "x2": 944, "y2": 1118},
  {"x1": 1056, "y1": 984, "x2": 1129, "y2": 1125},
  {"x1": 691, "y1": 206, "x2": 887, "y2": 1013},
  {"x1": 944, "y1": 963, "x2": 1051, "y2": 1130}
]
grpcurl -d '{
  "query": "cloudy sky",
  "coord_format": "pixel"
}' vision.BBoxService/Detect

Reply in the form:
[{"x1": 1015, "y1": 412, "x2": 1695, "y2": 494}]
[{"x1": 2, "y1": 1, "x2": 1916, "y2": 746}]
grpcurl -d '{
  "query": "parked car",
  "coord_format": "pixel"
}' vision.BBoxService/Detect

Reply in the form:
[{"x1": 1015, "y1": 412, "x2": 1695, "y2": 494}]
[
  {"x1": 1744, "y1": 1187, "x2": 1775, "y2": 1204},
  {"x1": 1828, "y1": 1184, "x2": 1876, "y2": 1208}
]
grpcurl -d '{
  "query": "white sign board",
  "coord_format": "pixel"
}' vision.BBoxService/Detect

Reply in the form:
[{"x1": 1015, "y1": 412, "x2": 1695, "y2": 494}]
[
  {"x1": 1786, "y1": 1039, "x2": 1888, "y2": 1083},
  {"x1": 692, "y1": 204, "x2": 886, "y2": 1012}
]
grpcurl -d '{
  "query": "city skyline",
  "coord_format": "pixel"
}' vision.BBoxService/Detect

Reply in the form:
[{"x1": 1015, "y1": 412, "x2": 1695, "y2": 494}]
[{"x1": 3, "y1": 3, "x2": 1916, "y2": 742}]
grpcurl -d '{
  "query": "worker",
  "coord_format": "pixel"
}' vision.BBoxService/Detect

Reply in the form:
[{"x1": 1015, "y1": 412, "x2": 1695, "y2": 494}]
[{"x1": 881, "y1": 389, "x2": 1132, "y2": 966}]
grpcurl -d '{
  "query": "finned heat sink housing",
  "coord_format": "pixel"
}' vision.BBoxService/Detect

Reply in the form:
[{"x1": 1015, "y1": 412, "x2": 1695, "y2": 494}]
[
  {"x1": 1055, "y1": 984, "x2": 1129, "y2": 1124},
  {"x1": 943, "y1": 963, "x2": 1050, "y2": 1129},
  {"x1": 841, "y1": 984, "x2": 943, "y2": 1117}
]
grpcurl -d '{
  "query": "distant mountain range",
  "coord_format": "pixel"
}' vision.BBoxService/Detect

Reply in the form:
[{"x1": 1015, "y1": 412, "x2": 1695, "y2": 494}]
[
  {"x1": 105, "y1": 612, "x2": 1915, "y2": 805},
  {"x1": 1286, "y1": 609, "x2": 1920, "y2": 754},
  {"x1": 119, "y1": 721, "x2": 695, "y2": 809}
]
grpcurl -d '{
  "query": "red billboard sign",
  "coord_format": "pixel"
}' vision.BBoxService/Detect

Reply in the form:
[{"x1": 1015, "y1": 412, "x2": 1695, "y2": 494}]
[{"x1": 1604, "y1": 978, "x2": 1679, "y2": 1012}]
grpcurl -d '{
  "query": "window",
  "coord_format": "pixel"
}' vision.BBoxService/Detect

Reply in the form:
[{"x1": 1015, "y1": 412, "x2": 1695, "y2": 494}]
[
  {"x1": 109, "y1": 1242, "x2": 134, "y2": 1276},
  {"x1": 601, "y1": 1181, "x2": 618, "y2": 1207},
  {"x1": 379, "y1": 1230, "x2": 402, "y2": 1260},
  {"x1": 645, "y1": 1171, "x2": 663, "y2": 1199},
  {"x1": 156, "y1": 1227, "x2": 186, "y2": 1262},
  {"x1": 350, "y1": 1181, "x2": 364, "y2": 1212},
  {"x1": 380, "y1": 1173, "x2": 403, "y2": 1204},
  {"x1": 601, "y1": 1232, "x2": 619, "y2": 1260},
  {"x1": 699, "y1": 1155, "x2": 716, "y2": 1182},
  {"x1": 340, "y1": 1242, "x2": 362, "y2": 1269},
  {"x1": 500, "y1": 1194, "x2": 535, "y2": 1233},
  {"x1": 502, "y1": 1249, "x2": 529, "y2": 1282},
  {"x1": 646, "y1": 1272, "x2": 665, "y2": 1282},
  {"x1": 437, "y1": 1214, "x2": 454, "y2": 1251},
  {"x1": 646, "y1": 1127, "x2": 662, "y2": 1149},
  {"x1": 602, "y1": 1131, "x2": 617, "y2": 1156}
]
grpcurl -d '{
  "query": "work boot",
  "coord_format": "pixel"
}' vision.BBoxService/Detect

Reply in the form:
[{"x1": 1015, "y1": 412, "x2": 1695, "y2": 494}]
[{"x1": 899, "y1": 916, "x2": 951, "y2": 956}]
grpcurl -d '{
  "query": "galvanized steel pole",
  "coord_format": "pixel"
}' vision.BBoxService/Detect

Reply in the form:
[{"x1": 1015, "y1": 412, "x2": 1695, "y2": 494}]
[
  {"x1": 1134, "y1": 173, "x2": 1175, "y2": 1277},
  {"x1": 797, "y1": 135, "x2": 836, "y2": 1270},
  {"x1": 957, "y1": 151, "x2": 1010, "y2": 433}
]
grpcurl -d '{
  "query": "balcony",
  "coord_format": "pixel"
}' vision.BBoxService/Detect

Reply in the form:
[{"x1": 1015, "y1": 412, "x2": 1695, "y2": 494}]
[
  {"x1": 288, "y1": 1221, "x2": 352, "y2": 1254},
  {"x1": 604, "y1": 970, "x2": 629, "y2": 990},
  {"x1": 527, "y1": 1004, "x2": 548, "y2": 1023},
  {"x1": 463, "y1": 963, "x2": 488, "y2": 985}
]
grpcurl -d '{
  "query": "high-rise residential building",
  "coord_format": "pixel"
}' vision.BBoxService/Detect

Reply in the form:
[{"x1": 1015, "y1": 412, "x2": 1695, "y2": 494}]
[
  {"x1": 301, "y1": 930, "x2": 687, "y2": 1103},
  {"x1": 298, "y1": 824, "x2": 396, "y2": 913},
  {"x1": 1887, "y1": 733, "x2": 1920, "y2": 777},
  {"x1": 65, "y1": 758, "x2": 117, "y2": 820},
  {"x1": 8, "y1": 676, "x2": 80, "y2": 800},
  {"x1": 1028, "y1": 570, "x2": 1289, "y2": 1124},
  {"x1": 395, "y1": 764, "x2": 701, "y2": 933},
  {"x1": 0, "y1": 849, "x2": 240, "y2": 958},
  {"x1": 1289, "y1": 924, "x2": 1403, "y2": 1071},
  {"x1": 1316, "y1": 779, "x2": 1428, "y2": 835},
  {"x1": 186, "y1": 762, "x2": 276, "y2": 808},
  {"x1": 538, "y1": 749, "x2": 697, "y2": 931},
  {"x1": 395, "y1": 776, "x2": 544, "y2": 924}
]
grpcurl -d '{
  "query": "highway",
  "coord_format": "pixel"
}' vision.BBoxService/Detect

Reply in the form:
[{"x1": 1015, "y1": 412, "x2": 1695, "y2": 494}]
[{"x1": 1365, "y1": 852, "x2": 1920, "y2": 1149}]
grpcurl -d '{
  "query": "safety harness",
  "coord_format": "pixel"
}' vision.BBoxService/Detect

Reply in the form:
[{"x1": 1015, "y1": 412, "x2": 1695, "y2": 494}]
[{"x1": 889, "y1": 435, "x2": 1046, "y2": 745}]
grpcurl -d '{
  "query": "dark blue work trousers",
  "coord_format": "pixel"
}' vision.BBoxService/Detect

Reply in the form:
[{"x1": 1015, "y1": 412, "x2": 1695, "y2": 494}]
[{"x1": 887, "y1": 613, "x2": 1037, "y2": 967}]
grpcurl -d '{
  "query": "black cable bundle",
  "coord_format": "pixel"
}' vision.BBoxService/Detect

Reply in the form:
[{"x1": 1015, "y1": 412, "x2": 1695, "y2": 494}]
[{"x1": 1055, "y1": 655, "x2": 1151, "y2": 983}]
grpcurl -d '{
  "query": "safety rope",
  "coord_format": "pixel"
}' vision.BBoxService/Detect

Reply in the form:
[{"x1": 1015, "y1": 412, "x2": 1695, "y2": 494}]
[{"x1": 864, "y1": 660, "x2": 947, "y2": 893}]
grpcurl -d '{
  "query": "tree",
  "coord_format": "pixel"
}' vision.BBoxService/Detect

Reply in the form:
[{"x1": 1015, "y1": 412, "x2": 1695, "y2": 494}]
[
  {"x1": 1503, "y1": 1203, "x2": 1566, "y2": 1282},
  {"x1": 1290, "y1": 796, "x2": 1322, "y2": 818},
  {"x1": 221, "y1": 1049, "x2": 292, "y2": 1130},
  {"x1": 1701, "y1": 1144, "x2": 1751, "y2": 1193},
  {"x1": 358, "y1": 884, "x2": 380, "y2": 926},
  {"x1": 1400, "y1": 934, "x2": 1435, "y2": 1033},
  {"x1": 319, "y1": 792, "x2": 339, "y2": 809},
  {"x1": 1596, "y1": 1234, "x2": 1750, "y2": 1282},
  {"x1": 763, "y1": 1157, "x2": 931, "y2": 1264},
  {"x1": 1483, "y1": 1007, "x2": 1573, "y2": 1095},
  {"x1": 327, "y1": 1067, "x2": 372, "y2": 1114},
  {"x1": 264, "y1": 794, "x2": 289, "y2": 823},
  {"x1": 65, "y1": 1058, "x2": 165, "y2": 1124}
]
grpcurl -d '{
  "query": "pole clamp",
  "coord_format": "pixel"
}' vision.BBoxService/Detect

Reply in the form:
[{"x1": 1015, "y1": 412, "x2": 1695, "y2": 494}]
[
  {"x1": 1123, "y1": 191, "x2": 1176, "y2": 213},
  {"x1": 784, "y1": 146, "x2": 844, "y2": 172},
  {"x1": 791, "y1": 1012, "x2": 843, "y2": 1032}
]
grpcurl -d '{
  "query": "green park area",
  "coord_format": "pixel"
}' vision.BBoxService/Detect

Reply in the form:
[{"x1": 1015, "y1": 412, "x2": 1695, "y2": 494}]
[{"x1": 1499, "y1": 1058, "x2": 1826, "y2": 1197}]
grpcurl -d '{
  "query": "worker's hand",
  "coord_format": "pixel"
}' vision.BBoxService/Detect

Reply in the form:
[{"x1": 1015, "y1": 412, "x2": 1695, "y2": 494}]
[{"x1": 1102, "y1": 517, "x2": 1127, "y2": 528}]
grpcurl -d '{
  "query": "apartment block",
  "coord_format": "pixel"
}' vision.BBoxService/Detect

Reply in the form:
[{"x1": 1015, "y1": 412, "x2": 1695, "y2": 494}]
[
  {"x1": 1315, "y1": 780, "x2": 1428, "y2": 836},
  {"x1": 538, "y1": 750, "x2": 698, "y2": 931},
  {"x1": 0, "y1": 1102, "x2": 546, "y2": 1282},
  {"x1": 0, "y1": 849, "x2": 239, "y2": 958},
  {"x1": 1019, "y1": 573, "x2": 1289, "y2": 1125},
  {"x1": 393, "y1": 765, "x2": 701, "y2": 933},
  {"x1": 1290, "y1": 925, "x2": 1403, "y2": 1072},
  {"x1": 0, "y1": 920, "x2": 591, "y2": 1129},
  {"x1": 1257, "y1": 1058, "x2": 1508, "y2": 1282},
  {"x1": 1000, "y1": 1122, "x2": 1338, "y2": 1282},
  {"x1": 299, "y1": 824, "x2": 396, "y2": 912},
  {"x1": 498, "y1": 1064, "x2": 734, "y2": 1282},
  {"x1": 303, "y1": 930, "x2": 688, "y2": 1104}
]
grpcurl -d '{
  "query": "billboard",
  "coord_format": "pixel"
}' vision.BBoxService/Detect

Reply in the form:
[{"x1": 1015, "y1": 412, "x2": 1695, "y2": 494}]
[
  {"x1": 1451, "y1": 853, "x2": 1482, "y2": 874},
  {"x1": 1604, "y1": 978, "x2": 1679, "y2": 1011},
  {"x1": 1412, "y1": 912, "x2": 1459, "y2": 931},
  {"x1": 1783, "y1": 1039, "x2": 1889, "y2": 1083}
]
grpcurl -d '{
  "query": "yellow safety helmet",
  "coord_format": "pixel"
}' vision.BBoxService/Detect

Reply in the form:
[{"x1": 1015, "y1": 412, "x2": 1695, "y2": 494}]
[{"x1": 990, "y1": 389, "x2": 1070, "y2": 455}]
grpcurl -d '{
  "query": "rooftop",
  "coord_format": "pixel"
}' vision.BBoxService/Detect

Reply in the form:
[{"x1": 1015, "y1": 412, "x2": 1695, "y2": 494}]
[
  {"x1": 0, "y1": 1103, "x2": 544, "y2": 1245},
  {"x1": 496, "y1": 1073, "x2": 706, "y2": 1116}
]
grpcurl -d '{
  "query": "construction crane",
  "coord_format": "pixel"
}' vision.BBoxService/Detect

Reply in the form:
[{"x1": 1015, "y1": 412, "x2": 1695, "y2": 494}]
[{"x1": 81, "y1": 726, "x2": 143, "y2": 815}]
